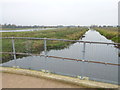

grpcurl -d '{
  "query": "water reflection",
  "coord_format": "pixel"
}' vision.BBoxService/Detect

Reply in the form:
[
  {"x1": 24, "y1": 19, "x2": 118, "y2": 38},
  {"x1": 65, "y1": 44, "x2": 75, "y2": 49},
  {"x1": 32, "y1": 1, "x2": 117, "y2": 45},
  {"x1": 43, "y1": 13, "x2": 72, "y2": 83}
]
[
  {"x1": 1, "y1": 30, "x2": 119, "y2": 84},
  {"x1": 0, "y1": 28, "x2": 56, "y2": 32},
  {"x1": 45, "y1": 30, "x2": 118, "y2": 64}
]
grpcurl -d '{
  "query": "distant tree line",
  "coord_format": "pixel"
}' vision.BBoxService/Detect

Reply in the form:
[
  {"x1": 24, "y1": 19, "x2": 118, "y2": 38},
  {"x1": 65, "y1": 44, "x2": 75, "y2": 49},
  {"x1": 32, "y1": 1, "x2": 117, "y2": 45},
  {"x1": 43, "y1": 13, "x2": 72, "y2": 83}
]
[
  {"x1": 0, "y1": 24, "x2": 118, "y2": 29},
  {"x1": 0, "y1": 24, "x2": 89, "y2": 29},
  {"x1": 0, "y1": 24, "x2": 66, "y2": 29},
  {"x1": 90, "y1": 25, "x2": 118, "y2": 28}
]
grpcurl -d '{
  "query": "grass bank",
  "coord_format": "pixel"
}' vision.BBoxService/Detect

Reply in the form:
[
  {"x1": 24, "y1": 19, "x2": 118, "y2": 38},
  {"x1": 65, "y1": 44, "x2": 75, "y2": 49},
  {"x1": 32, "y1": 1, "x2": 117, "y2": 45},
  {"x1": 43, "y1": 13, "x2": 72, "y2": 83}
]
[
  {"x1": 2, "y1": 27, "x2": 88, "y2": 63},
  {"x1": 93, "y1": 27, "x2": 119, "y2": 43}
]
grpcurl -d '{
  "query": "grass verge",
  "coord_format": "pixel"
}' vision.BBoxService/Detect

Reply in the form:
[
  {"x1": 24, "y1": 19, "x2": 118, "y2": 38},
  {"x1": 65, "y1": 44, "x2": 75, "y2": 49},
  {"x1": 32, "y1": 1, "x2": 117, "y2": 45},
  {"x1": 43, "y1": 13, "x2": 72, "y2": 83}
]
[
  {"x1": 2, "y1": 27, "x2": 88, "y2": 63},
  {"x1": 93, "y1": 27, "x2": 119, "y2": 43}
]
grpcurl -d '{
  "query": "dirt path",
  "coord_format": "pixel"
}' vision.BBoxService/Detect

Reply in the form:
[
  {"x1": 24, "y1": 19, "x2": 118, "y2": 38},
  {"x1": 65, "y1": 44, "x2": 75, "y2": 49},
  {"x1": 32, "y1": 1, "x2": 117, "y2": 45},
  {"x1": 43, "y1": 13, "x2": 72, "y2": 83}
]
[{"x1": 1, "y1": 73, "x2": 84, "y2": 88}]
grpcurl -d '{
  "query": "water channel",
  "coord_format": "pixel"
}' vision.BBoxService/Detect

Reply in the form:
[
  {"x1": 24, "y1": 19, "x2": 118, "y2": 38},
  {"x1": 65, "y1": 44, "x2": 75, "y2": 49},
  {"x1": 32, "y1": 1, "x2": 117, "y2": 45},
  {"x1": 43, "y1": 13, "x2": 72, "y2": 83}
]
[
  {"x1": 0, "y1": 28, "x2": 56, "y2": 32},
  {"x1": 1, "y1": 29, "x2": 119, "y2": 84}
]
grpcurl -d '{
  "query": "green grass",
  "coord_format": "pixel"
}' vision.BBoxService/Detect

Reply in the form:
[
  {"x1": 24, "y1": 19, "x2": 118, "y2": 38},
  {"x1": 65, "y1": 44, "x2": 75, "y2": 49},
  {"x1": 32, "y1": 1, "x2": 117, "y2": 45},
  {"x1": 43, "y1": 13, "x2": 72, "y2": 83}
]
[
  {"x1": 2, "y1": 27, "x2": 88, "y2": 63},
  {"x1": 93, "y1": 27, "x2": 119, "y2": 43}
]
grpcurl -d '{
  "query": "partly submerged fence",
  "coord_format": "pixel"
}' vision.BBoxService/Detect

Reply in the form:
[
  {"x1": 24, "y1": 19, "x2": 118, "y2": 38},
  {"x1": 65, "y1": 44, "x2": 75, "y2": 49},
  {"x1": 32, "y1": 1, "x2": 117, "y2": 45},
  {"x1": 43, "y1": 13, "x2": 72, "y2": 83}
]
[{"x1": 1, "y1": 37, "x2": 120, "y2": 66}]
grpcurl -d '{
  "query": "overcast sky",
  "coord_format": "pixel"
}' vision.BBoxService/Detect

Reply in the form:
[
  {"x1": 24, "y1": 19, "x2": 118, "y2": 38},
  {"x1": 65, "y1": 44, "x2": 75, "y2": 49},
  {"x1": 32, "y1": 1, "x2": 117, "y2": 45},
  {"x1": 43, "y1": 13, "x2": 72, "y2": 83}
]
[{"x1": 0, "y1": 0, "x2": 119, "y2": 26}]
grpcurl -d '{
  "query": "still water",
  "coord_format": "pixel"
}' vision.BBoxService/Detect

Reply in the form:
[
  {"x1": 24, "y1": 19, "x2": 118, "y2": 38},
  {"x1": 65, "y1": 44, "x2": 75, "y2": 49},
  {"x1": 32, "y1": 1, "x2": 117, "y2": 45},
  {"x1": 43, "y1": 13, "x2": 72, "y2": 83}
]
[
  {"x1": 0, "y1": 28, "x2": 56, "y2": 32},
  {"x1": 1, "y1": 30, "x2": 119, "y2": 84}
]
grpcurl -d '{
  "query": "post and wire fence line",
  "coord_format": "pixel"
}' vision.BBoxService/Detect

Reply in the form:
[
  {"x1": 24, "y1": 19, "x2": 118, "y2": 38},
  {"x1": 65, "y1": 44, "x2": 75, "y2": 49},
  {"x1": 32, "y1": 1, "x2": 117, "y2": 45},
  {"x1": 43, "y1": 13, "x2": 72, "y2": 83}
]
[{"x1": 1, "y1": 37, "x2": 120, "y2": 66}]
